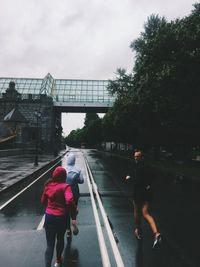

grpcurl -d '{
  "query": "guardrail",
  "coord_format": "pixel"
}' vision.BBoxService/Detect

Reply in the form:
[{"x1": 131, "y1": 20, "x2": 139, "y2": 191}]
[{"x1": 0, "y1": 158, "x2": 64, "y2": 211}]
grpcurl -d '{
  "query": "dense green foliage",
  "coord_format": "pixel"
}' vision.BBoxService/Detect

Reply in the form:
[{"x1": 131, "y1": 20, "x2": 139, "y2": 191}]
[
  {"x1": 104, "y1": 3, "x2": 200, "y2": 154},
  {"x1": 65, "y1": 3, "x2": 200, "y2": 157},
  {"x1": 65, "y1": 113, "x2": 102, "y2": 148}
]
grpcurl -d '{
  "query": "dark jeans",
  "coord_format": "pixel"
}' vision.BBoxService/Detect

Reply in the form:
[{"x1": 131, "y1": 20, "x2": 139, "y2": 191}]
[{"x1": 44, "y1": 213, "x2": 68, "y2": 267}]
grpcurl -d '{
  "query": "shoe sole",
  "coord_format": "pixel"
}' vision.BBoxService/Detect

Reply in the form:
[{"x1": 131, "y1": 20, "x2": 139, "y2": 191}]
[
  {"x1": 134, "y1": 229, "x2": 142, "y2": 240},
  {"x1": 153, "y1": 236, "x2": 162, "y2": 249}
]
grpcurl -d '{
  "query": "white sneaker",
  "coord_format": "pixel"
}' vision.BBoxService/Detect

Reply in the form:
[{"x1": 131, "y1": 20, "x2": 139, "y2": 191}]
[
  {"x1": 72, "y1": 220, "x2": 79, "y2": 235},
  {"x1": 153, "y1": 233, "x2": 162, "y2": 249},
  {"x1": 54, "y1": 262, "x2": 61, "y2": 267},
  {"x1": 54, "y1": 257, "x2": 63, "y2": 267},
  {"x1": 134, "y1": 228, "x2": 142, "y2": 240},
  {"x1": 66, "y1": 229, "x2": 71, "y2": 239}
]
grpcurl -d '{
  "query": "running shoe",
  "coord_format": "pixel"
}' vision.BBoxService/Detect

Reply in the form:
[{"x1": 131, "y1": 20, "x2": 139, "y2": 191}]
[
  {"x1": 72, "y1": 220, "x2": 79, "y2": 235},
  {"x1": 134, "y1": 228, "x2": 142, "y2": 240},
  {"x1": 54, "y1": 257, "x2": 63, "y2": 267},
  {"x1": 66, "y1": 229, "x2": 71, "y2": 239},
  {"x1": 153, "y1": 233, "x2": 162, "y2": 249}
]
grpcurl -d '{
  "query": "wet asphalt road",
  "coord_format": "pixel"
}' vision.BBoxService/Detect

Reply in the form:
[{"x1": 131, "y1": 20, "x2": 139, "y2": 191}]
[
  {"x1": 0, "y1": 150, "x2": 103, "y2": 267},
  {"x1": 0, "y1": 149, "x2": 199, "y2": 266},
  {"x1": 90, "y1": 150, "x2": 200, "y2": 267},
  {"x1": 84, "y1": 150, "x2": 184, "y2": 267}
]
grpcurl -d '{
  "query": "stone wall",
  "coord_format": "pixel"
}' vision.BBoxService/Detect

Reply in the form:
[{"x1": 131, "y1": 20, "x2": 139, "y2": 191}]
[{"x1": 0, "y1": 94, "x2": 55, "y2": 152}]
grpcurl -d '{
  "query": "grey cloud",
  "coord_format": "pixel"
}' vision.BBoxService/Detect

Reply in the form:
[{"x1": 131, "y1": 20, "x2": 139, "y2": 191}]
[
  {"x1": 0, "y1": 0, "x2": 196, "y2": 134},
  {"x1": 60, "y1": 10, "x2": 85, "y2": 28},
  {"x1": 0, "y1": 0, "x2": 196, "y2": 80}
]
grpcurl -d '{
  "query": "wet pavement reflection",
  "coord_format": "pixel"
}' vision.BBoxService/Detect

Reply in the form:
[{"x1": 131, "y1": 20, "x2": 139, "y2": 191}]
[
  {"x1": 84, "y1": 149, "x2": 200, "y2": 267},
  {"x1": 0, "y1": 149, "x2": 199, "y2": 266}
]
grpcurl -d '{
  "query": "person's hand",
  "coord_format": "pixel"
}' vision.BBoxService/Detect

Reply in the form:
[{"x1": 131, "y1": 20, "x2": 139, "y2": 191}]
[{"x1": 125, "y1": 175, "x2": 131, "y2": 180}]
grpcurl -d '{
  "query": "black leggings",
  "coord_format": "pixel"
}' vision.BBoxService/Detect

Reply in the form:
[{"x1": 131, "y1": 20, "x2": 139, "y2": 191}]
[{"x1": 44, "y1": 214, "x2": 67, "y2": 267}]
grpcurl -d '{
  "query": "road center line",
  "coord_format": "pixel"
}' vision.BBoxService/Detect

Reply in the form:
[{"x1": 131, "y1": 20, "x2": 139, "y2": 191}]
[{"x1": 37, "y1": 215, "x2": 45, "y2": 230}]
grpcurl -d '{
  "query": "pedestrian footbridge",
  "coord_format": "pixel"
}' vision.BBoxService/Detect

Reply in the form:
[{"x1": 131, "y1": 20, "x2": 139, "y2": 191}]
[{"x1": 0, "y1": 73, "x2": 115, "y2": 113}]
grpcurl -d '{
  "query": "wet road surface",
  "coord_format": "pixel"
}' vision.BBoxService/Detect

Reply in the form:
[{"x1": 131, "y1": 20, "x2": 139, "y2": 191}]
[
  {"x1": 84, "y1": 149, "x2": 186, "y2": 267},
  {"x1": 87, "y1": 149, "x2": 200, "y2": 267},
  {"x1": 0, "y1": 148, "x2": 199, "y2": 266},
  {"x1": 0, "y1": 152, "x2": 64, "y2": 192},
  {"x1": 0, "y1": 150, "x2": 103, "y2": 267}
]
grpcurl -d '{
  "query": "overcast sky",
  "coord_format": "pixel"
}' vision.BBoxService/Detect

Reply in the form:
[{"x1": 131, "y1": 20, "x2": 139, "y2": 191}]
[{"x1": 0, "y1": 0, "x2": 196, "y2": 135}]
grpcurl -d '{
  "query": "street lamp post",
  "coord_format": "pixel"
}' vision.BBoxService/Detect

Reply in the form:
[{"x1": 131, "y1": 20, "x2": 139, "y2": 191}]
[
  {"x1": 53, "y1": 118, "x2": 62, "y2": 157},
  {"x1": 34, "y1": 110, "x2": 41, "y2": 166}
]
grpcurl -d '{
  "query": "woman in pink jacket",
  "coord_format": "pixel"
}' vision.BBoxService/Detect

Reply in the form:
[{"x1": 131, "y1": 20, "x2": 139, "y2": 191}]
[{"x1": 41, "y1": 166, "x2": 76, "y2": 267}]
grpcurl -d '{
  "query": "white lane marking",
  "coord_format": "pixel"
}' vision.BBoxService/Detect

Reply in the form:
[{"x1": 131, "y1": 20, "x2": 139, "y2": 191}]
[
  {"x1": 0, "y1": 160, "x2": 61, "y2": 211},
  {"x1": 84, "y1": 154, "x2": 125, "y2": 267},
  {"x1": 37, "y1": 214, "x2": 45, "y2": 230},
  {"x1": 83, "y1": 156, "x2": 111, "y2": 267}
]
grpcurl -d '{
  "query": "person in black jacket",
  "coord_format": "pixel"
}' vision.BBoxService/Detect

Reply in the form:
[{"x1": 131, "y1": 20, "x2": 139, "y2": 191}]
[{"x1": 125, "y1": 150, "x2": 161, "y2": 248}]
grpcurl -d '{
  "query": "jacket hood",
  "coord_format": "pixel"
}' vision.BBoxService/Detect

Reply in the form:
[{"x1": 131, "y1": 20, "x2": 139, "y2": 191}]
[
  {"x1": 52, "y1": 166, "x2": 66, "y2": 182},
  {"x1": 67, "y1": 153, "x2": 76, "y2": 166}
]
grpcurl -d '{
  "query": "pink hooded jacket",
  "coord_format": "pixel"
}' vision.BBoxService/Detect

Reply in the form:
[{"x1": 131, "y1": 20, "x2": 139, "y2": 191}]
[{"x1": 41, "y1": 166, "x2": 76, "y2": 216}]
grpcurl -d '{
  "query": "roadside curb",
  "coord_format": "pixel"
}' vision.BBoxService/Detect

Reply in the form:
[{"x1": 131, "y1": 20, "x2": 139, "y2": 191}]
[{"x1": 0, "y1": 151, "x2": 67, "y2": 195}]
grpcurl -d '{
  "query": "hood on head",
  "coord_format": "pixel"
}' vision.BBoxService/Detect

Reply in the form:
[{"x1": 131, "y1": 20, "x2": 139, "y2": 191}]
[
  {"x1": 52, "y1": 166, "x2": 66, "y2": 182},
  {"x1": 67, "y1": 153, "x2": 76, "y2": 166}
]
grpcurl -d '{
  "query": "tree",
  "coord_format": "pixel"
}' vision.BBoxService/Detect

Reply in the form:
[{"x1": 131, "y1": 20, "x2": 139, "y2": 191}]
[
  {"x1": 83, "y1": 113, "x2": 103, "y2": 147},
  {"x1": 84, "y1": 113, "x2": 99, "y2": 128},
  {"x1": 84, "y1": 118, "x2": 102, "y2": 147},
  {"x1": 130, "y1": 5, "x2": 200, "y2": 147},
  {"x1": 103, "y1": 3, "x2": 200, "y2": 157},
  {"x1": 65, "y1": 113, "x2": 103, "y2": 148},
  {"x1": 65, "y1": 128, "x2": 85, "y2": 147}
]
